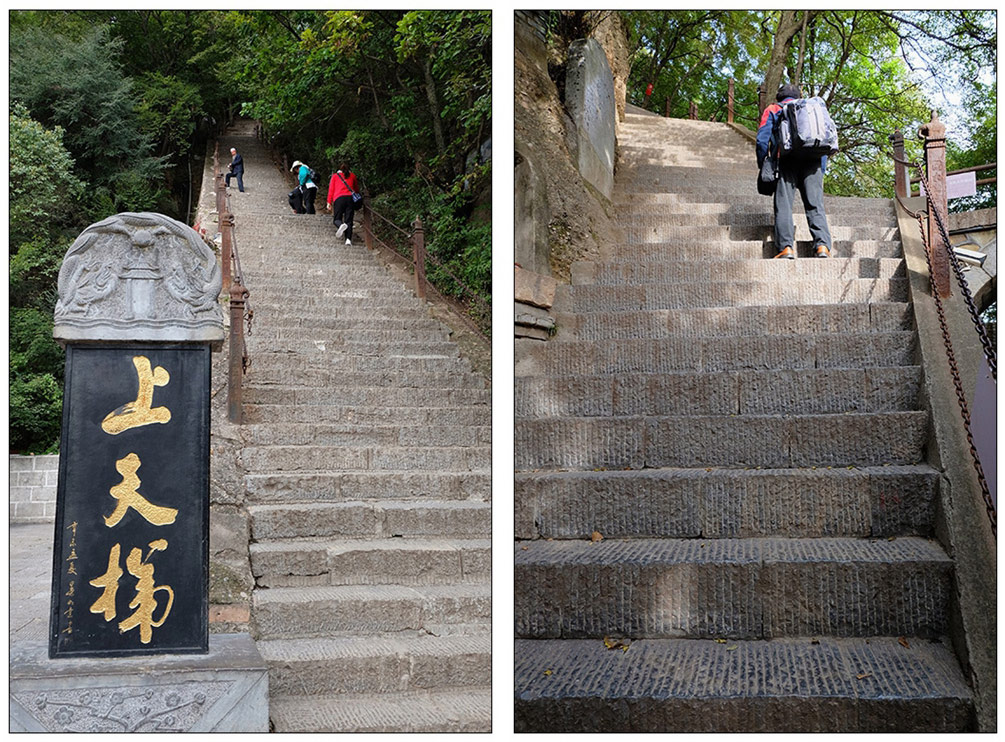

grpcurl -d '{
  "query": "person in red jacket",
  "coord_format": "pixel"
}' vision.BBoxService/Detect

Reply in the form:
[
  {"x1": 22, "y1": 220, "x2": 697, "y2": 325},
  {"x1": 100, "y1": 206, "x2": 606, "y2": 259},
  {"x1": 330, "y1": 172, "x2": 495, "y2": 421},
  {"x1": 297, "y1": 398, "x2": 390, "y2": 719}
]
[
  {"x1": 326, "y1": 163, "x2": 359, "y2": 246},
  {"x1": 756, "y1": 83, "x2": 832, "y2": 259}
]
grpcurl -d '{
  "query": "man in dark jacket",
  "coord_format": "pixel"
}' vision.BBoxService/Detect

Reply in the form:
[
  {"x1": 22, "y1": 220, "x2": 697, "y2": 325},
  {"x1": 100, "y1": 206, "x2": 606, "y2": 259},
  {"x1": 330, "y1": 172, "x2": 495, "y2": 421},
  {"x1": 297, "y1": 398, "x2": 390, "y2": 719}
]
[
  {"x1": 225, "y1": 147, "x2": 245, "y2": 193},
  {"x1": 756, "y1": 83, "x2": 832, "y2": 259}
]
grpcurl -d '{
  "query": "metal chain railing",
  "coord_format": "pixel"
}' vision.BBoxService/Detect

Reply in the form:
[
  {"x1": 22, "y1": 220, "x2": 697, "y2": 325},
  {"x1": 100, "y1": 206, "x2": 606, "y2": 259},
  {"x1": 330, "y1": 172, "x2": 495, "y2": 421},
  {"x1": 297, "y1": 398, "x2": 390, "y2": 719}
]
[
  {"x1": 889, "y1": 148, "x2": 996, "y2": 537},
  {"x1": 360, "y1": 201, "x2": 491, "y2": 338}
]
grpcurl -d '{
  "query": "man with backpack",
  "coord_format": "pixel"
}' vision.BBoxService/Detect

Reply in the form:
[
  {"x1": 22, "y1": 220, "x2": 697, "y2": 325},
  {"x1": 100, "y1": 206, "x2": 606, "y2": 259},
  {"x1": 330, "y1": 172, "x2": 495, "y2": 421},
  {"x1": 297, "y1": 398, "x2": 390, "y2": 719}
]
[{"x1": 757, "y1": 83, "x2": 834, "y2": 259}]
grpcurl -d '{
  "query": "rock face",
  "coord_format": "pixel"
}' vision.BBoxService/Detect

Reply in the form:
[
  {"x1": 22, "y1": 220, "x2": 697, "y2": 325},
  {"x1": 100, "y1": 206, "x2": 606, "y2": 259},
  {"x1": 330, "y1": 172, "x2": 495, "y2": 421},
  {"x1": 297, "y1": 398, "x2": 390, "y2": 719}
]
[
  {"x1": 513, "y1": 111, "x2": 975, "y2": 732},
  {"x1": 211, "y1": 128, "x2": 491, "y2": 733}
]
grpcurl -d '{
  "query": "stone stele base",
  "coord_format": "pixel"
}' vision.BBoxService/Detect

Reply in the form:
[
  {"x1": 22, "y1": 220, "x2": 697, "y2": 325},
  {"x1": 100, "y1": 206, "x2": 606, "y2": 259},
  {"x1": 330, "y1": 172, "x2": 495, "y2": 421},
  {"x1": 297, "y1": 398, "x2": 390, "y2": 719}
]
[{"x1": 10, "y1": 634, "x2": 268, "y2": 732}]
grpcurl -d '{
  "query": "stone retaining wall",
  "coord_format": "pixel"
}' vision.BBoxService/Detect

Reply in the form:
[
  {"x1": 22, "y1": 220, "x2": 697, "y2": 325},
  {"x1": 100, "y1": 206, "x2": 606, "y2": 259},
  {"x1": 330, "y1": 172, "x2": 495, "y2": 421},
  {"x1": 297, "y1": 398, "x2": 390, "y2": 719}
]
[{"x1": 10, "y1": 455, "x2": 58, "y2": 524}]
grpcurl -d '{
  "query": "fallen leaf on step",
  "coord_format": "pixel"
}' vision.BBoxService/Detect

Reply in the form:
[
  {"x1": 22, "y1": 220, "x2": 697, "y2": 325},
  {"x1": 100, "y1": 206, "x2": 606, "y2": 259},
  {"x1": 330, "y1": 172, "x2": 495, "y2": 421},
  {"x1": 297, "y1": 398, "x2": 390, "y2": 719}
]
[
  {"x1": 591, "y1": 531, "x2": 604, "y2": 542},
  {"x1": 714, "y1": 638, "x2": 727, "y2": 644},
  {"x1": 856, "y1": 673, "x2": 873, "y2": 680},
  {"x1": 810, "y1": 638, "x2": 820, "y2": 645},
  {"x1": 603, "y1": 636, "x2": 630, "y2": 651},
  {"x1": 543, "y1": 669, "x2": 553, "y2": 676},
  {"x1": 898, "y1": 637, "x2": 910, "y2": 649},
  {"x1": 725, "y1": 645, "x2": 738, "y2": 651}
]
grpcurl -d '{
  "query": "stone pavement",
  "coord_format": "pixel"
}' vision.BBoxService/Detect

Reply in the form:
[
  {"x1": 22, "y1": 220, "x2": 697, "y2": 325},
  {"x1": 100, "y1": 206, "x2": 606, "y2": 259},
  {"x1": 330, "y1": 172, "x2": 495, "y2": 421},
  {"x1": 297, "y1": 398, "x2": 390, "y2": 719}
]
[{"x1": 9, "y1": 523, "x2": 53, "y2": 646}]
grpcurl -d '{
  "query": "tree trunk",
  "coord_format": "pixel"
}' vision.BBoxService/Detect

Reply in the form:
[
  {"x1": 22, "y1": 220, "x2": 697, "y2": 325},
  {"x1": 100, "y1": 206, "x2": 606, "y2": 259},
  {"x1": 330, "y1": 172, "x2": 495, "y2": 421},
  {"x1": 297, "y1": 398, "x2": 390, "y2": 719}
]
[
  {"x1": 794, "y1": 12, "x2": 809, "y2": 86},
  {"x1": 422, "y1": 57, "x2": 447, "y2": 160},
  {"x1": 763, "y1": 10, "x2": 815, "y2": 106}
]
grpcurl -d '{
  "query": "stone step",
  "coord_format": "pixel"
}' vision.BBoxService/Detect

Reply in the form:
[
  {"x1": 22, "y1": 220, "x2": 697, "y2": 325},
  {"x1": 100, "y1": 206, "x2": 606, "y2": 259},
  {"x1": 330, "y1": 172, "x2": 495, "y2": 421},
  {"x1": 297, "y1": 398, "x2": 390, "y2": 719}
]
[
  {"x1": 244, "y1": 385, "x2": 488, "y2": 408},
  {"x1": 246, "y1": 339, "x2": 462, "y2": 358},
  {"x1": 514, "y1": 537, "x2": 951, "y2": 639},
  {"x1": 244, "y1": 367, "x2": 485, "y2": 390},
  {"x1": 613, "y1": 210, "x2": 897, "y2": 229},
  {"x1": 514, "y1": 411, "x2": 928, "y2": 470},
  {"x1": 559, "y1": 278, "x2": 908, "y2": 311},
  {"x1": 250, "y1": 537, "x2": 491, "y2": 587},
  {"x1": 248, "y1": 500, "x2": 492, "y2": 541},
  {"x1": 608, "y1": 239, "x2": 904, "y2": 261},
  {"x1": 514, "y1": 465, "x2": 937, "y2": 540},
  {"x1": 513, "y1": 637, "x2": 971, "y2": 732},
  {"x1": 515, "y1": 332, "x2": 916, "y2": 376},
  {"x1": 243, "y1": 403, "x2": 490, "y2": 427},
  {"x1": 253, "y1": 583, "x2": 491, "y2": 639},
  {"x1": 240, "y1": 315, "x2": 445, "y2": 333},
  {"x1": 270, "y1": 687, "x2": 491, "y2": 733},
  {"x1": 246, "y1": 352, "x2": 468, "y2": 375},
  {"x1": 515, "y1": 366, "x2": 921, "y2": 417},
  {"x1": 242, "y1": 445, "x2": 490, "y2": 474},
  {"x1": 249, "y1": 291, "x2": 418, "y2": 307},
  {"x1": 623, "y1": 223, "x2": 898, "y2": 244},
  {"x1": 572, "y1": 258, "x2": 905, "y2": 285},
  {"x1": 613, "y1": 191, "x2": 895, "y2": 213},
  {"x1": 259, "y1": 633, "x2": 490, "y2": 696},
  {"x1": 241, "y1": 422, "x2": 490, "y2": 447},
  {"x1": 558, "y1": 302, "x2": 914, "y2": 340},
  {"x1": 245, "y1": 470, "x2": 491, "y2": 503}
]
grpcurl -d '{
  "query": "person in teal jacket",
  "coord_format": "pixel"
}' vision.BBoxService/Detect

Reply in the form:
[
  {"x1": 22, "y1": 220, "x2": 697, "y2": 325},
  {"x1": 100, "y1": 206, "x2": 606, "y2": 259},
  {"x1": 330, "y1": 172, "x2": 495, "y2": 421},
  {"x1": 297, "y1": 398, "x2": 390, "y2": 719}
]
[
  {"x1": 290, "y1": 160, "x2": 318, "y2": 214},
  {"x1": 756, "y1": 83, "x2": 832, "y2": 259}
]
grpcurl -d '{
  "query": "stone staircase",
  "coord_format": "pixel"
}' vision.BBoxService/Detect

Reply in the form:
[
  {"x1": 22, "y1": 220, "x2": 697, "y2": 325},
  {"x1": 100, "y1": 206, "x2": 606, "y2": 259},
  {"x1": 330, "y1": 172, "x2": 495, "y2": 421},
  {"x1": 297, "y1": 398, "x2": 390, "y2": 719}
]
[
  {"x1": 513, "y1": 114, "x2": 974, "y2": 731},
  {"x1": 217, "y1": 131, "x2": 491, "y2": 732}
]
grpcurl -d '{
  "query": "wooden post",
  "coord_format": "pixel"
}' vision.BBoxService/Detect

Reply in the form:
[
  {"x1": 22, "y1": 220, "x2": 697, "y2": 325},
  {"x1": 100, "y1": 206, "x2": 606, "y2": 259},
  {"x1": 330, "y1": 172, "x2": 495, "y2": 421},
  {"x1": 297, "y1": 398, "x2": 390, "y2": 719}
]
[
  {"x1": 920, "y1": 111, "x2": 950, "y2": 297},
  {"x1": 689, "y1": 101, "x2": 697, "y2": 120},
  {"x1": 362, "y1": 202, "x2": 374, "y2": 251},
  {"x1": 412, "y1": 218, "x2": 427, "y2": 301},
  {"x1": 727, "y1": 78, "x2": 735, "y2": 124},
  {"x1": 889, "y1": 129, "x2": 908, "y2": 199},
  {"x1": 664, "y1": 96, "x2": 670, "y2": 118}
]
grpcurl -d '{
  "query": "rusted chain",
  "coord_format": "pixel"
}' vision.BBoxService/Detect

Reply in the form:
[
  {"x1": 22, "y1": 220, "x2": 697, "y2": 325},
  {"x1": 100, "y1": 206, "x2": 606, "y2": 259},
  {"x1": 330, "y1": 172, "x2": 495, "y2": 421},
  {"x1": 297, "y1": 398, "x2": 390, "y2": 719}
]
[{"x1": 914, "y1": 209, "x2": 996, "y2": 537}]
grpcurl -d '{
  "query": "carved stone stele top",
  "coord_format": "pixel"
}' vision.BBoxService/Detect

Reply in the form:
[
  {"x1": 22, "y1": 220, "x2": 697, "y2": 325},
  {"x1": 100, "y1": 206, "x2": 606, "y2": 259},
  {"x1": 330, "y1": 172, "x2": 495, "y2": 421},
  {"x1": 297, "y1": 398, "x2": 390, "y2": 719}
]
[{"x1": 53, "y1": 213, "x2": 225, "y2": 345}]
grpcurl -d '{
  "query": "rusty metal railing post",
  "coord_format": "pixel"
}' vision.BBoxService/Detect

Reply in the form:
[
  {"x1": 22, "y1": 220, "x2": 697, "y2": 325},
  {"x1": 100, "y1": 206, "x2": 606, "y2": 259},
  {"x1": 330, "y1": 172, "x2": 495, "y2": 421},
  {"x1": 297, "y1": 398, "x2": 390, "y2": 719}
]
[
  {"x1": 362, "y1": 201, "x2": 374, "y2": 251},
  {"x1": 689, "y1": 101, "x2": 697, "y2": 120},
  {"x1": 412, "y1": 218, "x2": 427, "y2": 301},
  {"x1": 727, "y1": 78, "x2": 735, "y2": 124},
  {"x1": 890, "y1": 129, "x2": 909, "y2": 199},
  {"x1": 228, "y1": 279, "x2": 248, "y2": 424},
  {"x1": 664, "y1": 97, "x2": 670, "y2": 118},
  {"x1": 919, "y1": 111, "x2": 950, "y2": 297},
  {"x1": 219, "y1": 208, "x2": 233, "y2": 291}
]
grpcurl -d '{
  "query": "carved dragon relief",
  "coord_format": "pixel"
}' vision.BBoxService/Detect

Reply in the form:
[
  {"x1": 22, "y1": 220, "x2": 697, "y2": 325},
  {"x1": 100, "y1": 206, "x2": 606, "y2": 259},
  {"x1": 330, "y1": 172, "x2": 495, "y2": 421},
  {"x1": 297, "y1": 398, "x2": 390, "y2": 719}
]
[{"x1": 54, "y1": 213, "x2": 224, "y2": 343}]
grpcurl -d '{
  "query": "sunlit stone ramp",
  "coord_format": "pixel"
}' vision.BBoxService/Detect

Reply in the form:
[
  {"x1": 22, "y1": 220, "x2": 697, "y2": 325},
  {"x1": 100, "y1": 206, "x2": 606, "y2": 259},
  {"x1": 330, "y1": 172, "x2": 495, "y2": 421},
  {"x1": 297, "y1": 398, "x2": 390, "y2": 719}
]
[
  {"x1": 513, "y1": 114, "x2": 974, "y2": 732},
  {"x1": 219, "y1": 130, "x2": 490, "y2": 732}
]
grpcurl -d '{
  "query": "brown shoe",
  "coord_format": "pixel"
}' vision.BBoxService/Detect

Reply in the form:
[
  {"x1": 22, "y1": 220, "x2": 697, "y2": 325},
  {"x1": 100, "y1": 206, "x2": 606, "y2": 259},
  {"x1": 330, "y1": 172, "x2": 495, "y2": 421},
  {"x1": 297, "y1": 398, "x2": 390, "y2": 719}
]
[
  {"x1": 773, "y1": 246, "x2": 795, "y2": 259},
  {"x1": 814, "y1": 244, "x2": 831, "y2": 258}
]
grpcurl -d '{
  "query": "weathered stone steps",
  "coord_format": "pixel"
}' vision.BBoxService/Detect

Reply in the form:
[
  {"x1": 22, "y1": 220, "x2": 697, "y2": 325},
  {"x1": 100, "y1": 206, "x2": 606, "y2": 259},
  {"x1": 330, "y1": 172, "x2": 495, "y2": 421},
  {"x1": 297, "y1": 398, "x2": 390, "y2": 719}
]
[
  {"x1": 514, "y1": 637, "x2": 971, "y2": 732},
  {"x1": 250, "y1": 537, "x2": 491, "y2": 587},
  {"x1": 244, "y1": 470, "x2": 491, "y2": 503},
  {"x1": 242, "y1": 403, "x2": 489, "y2": 427},
  {"x1": 607, "y1": 239, "x2": 904, "y2": 261},
  {"x1": 244, "y1": 385, "x2": 488, "y2": 408},
  {"x1": 614, "y1": 192, "x2": 895, "y2": 212},
  {"x1": 514, "y1": 466, "x2": 937, "y2": 539},
  {"x1": 242, "y1": 445, "x2": 491, "y2": 473},
  {"x1": 559, "y1": 278, "x2": 908, "y2": 310},
  {"x1": 259, "y1": 633, "x2": 490, "y2": 696},
  {"x1": 253, "y1": 583, "x2": 491, "y2": 639},
  {"x1": 515, "y1": 411, "x2": 928, "y2": 469},
  {"x1": 244, "y1": 367, "x2": 486, "y2": 389},
  {"x1": 241, "y1": 422, "x2": 490, "y2": 447},
  {"x1": 572, "y1": 258, "x2": 905, "y2": 284},
  {"x1": 515, "y1": 366, "x2": 921, "y2": 417},
  {"x1": 270, "y1": 688, "x2": 491, "y2": 733},
  {"x1": 248, "y1": 500, "x2": 491, "y2": 541},
  {"x1": 557, "y1": 302, "x2": 913, "y2": 340},
  {"x1": 516, "y1": 332, "x2": 916, "y2": 375},
  {"x1": 621, "y1": 223, "x2": 898, "y2": 244},
  {"x1": 514, "y1": 537, "x2": 951, "y2": 639}
]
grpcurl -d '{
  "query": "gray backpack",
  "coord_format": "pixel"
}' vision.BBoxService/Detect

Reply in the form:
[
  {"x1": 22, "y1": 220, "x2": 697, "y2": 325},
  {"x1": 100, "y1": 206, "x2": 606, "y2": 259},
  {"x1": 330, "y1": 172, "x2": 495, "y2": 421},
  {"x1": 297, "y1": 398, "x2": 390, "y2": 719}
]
[{"x1": 777, "y1": 97, "x2": 839, "y2": 159}]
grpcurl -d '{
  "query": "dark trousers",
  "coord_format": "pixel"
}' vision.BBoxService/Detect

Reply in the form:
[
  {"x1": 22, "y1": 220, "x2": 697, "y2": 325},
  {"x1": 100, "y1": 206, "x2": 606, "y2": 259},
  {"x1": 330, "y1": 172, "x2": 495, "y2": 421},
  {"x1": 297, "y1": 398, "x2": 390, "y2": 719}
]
[
  {"x1": 332, "y1": 195, "x2": 355, "y2": 241},
  {"x1": 774, "y1": 158, "x2": 831, "y2": 249},
  {"x1": 303, "y1": 186, "x2": 317, "y2": 214},
  {"x1": 225, "y1": 170, "x2": 244, "y2": 192}
]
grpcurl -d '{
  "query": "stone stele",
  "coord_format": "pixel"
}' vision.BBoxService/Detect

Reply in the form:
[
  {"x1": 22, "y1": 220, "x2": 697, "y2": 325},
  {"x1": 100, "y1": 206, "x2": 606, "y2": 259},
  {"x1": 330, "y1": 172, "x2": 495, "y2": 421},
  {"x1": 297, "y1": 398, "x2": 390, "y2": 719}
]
[
  {"x1": 53, "y1": 212, "x2": 225, "y2": 346},
  {"x1": 10, "y1": 635, "x2": 268, "y2": 732}
]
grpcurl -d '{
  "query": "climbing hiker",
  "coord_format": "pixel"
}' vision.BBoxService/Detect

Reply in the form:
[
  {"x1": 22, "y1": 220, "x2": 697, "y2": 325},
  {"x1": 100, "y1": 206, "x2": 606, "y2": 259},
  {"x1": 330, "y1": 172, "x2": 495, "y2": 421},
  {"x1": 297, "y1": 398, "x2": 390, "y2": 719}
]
[
  {"x1": 327, "y1": 162, "x2": 360, "y2": 246},
  {"x1": 225, "y1": 147, "x2": 245, "y2": 192},
  {"x1": 756, "y1": 83, "x2": 834, "y2": 259},
  {"x1": 291, "y1": 160, "x2": 318, "y2": 214}
]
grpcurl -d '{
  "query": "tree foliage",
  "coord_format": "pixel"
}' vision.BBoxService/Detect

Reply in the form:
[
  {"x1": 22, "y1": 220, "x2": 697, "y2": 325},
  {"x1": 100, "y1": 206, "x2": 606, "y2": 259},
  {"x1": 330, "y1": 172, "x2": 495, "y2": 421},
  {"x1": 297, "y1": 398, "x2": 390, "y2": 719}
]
[{"x1": 622, "y1": 10, "x2": 995, "y2": 202}]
